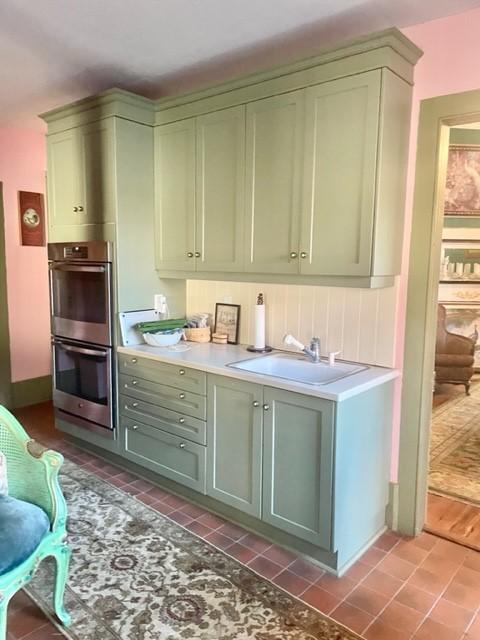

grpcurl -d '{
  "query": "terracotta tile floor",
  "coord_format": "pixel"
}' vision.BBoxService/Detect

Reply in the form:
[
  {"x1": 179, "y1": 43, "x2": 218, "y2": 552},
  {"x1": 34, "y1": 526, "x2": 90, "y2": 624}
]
[{"x1": 6, "y1": 402, "x2": 480, "y2": 639}]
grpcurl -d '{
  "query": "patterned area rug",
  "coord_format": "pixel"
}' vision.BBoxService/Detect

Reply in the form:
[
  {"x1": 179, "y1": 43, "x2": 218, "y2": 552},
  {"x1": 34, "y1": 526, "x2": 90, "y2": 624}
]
[
  {"x1": 26, "y1": 461, "x2": 360, "y2": 640},
  {"x1": 429, "y1": 383, "x2": 480, "y2": 505}
]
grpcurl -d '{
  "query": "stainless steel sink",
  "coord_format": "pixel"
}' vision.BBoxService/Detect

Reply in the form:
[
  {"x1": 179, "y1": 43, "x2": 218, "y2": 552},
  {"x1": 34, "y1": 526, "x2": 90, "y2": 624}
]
[{"x1": 227, "y1": 352, "x2": 367, "y2": 385}]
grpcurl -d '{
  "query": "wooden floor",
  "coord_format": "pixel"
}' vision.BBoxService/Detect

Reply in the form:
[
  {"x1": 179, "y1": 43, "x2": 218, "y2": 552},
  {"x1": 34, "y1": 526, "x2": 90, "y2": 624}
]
[{"x1": 426, "y1": 493, "x2": 480, "y2": 551}]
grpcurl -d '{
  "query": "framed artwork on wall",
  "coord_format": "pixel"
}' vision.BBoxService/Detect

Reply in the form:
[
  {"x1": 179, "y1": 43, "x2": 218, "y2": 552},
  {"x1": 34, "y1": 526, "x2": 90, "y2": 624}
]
[
  {"x1": 18, "y1": 191, "x2": 45, "y2": 246},
  {"x1": 443, "y1": 303, "x2": 480, "y2": 368},
  {"x1": 444, "y1": 144, "x2": 480, "y2": 217},
  {"x1": 214, "y1": 303, "x2": 240, "y2": 344}
]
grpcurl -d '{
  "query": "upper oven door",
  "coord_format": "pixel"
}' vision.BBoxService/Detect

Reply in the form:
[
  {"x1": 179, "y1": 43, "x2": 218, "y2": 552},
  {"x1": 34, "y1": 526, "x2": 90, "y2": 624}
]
[{"x1": 49, "y1": 262, "x2": 112, "y2": 345}]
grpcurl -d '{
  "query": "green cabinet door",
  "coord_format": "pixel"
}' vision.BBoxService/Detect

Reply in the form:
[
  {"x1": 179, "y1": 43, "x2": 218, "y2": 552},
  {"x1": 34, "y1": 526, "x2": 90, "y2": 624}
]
[
  {"x1": 154, "y1": 119, "x2": 196, "y2": 270},
  {"x1": 245, "y1": 91, "x2": 304, "y2": 274},
  {"x1": 47, "y1": 128, "x2": 83, "y2": 226},
  {"x1": 262, "y1": 388, "x2": 334, "y2": 548},
  {"x1": 79, "y1": 119, "x2": 115, "y2": 224},
  {"x1": 196, "y1": 106, "x2": 245, "y2": 272},
  {"x1": 207, "y1": 375, "x2": 263, "y2": 517},
  {"x1": 300, "y1": 71, "x2": 381, "y2": 276}
]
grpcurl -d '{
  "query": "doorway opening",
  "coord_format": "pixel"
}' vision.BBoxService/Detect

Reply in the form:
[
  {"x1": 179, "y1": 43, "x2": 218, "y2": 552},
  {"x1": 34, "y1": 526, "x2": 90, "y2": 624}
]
[
  {"x1": 398, "y1": 91, "x2": 480, "y2": 549},
  {"x1": 426, "y1": 124, "x2": 480, "y2": 549}
]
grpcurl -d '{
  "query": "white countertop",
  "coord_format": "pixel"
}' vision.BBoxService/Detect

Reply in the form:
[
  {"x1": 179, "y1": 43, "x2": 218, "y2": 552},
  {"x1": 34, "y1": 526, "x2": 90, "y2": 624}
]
[{"x1": 117, "y1": 343, "x2": 399, "y2": 401}]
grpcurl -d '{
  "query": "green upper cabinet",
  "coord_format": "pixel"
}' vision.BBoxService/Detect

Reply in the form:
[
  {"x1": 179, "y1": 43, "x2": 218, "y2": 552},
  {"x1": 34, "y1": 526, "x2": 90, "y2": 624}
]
[
  {"x1": 300, "y1": 72, "x2": 381, "y2": 276},
  {"x1": 154, "y1": 106, "x2": 246, "y2": 273},
  {"x1": 80, "y1": 120, "x2": 115, "y2": 225},
  {"x1": 154, "y1": 118, "x2": 196, "y2": 271},
  {"x1": 262, "y1": 388, "x2": 334, "y2": 548},
  {"x1": 206, "y1": 375, "x2": 263, "y2": 517},
  {"x1": 46, "y1": 119, "x2": 115, "y2": 229},
  {"x1": 196, "y1": 106, "x2": 245, "y2": 272},
  {"x1": 47, "y1": 128, "x2": 83, "y2": 227},
  {"x1": 245, "y1": 91, "x2": 304, "y2": 274}
]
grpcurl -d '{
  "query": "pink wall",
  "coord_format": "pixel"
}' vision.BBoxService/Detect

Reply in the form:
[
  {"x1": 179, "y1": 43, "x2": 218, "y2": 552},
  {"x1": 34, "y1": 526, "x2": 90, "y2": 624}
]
[
  {"x1": 386, "y1": 9, "x2": 480, "y2": 480},
  {"x1": 0, "y1": 127, "x2": 50, "y2": 382}
]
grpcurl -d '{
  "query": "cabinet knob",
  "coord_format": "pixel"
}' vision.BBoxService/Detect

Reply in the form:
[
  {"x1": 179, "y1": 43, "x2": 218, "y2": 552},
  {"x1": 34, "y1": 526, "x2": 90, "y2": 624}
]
[
  {"x1": 263, "y1": 404, "x2": 270, "y2": 411},
  {"x1": 179, "y1": 369, "x2": 185, "y2": 376},
  {"x1": 78, "y1": 205, "x2": 84, "y2": 212},
  {"x1": 131, "y1": 380, "x2": 138, "y2": 386},
  {"x1": 179, "y1": 417, "x2": 185, "y2": 424},
  {"x1": 73, "y1": 206, "x2": 78, "y2": 212},
  {"x1": 187, "y1": 252, "x2": 194, "y2": 258},
  {"x1": 300, "y1": 252, "x2": 308, "y2": 259},
  {"x1": 252, "y1": 401, "x2": 260, "y2": 407},
  {"x1": 289, "y1": 251, "x2": 298, "y2": 259},
  {"x1": 179, "y1": 442, "x2": 186, "y2": 449},
  {"x1": 131, "y1": 358, "x2": 137, "y2": 364},
  {"x1": 179, "y1": 392, "x2": 185, "y2": 399},
  {"x1": 132, "y1": 425, "x2": 138, "y2": 431},
  {"x1": 131, "y1": 402, "x2": 138, "y2": 408},
  {"x1": 195, "y1": 251, "x2": 201, "y2": 258}
]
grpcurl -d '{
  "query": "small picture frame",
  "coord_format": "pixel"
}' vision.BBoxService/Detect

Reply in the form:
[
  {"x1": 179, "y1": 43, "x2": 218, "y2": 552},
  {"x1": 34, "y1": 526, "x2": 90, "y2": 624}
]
[
  {"x1": 18, "y1": 191, "x2": 45, "y2": 246},
  {"x1": 214, "y1": 303, "x2": 240, "y2": 344}
]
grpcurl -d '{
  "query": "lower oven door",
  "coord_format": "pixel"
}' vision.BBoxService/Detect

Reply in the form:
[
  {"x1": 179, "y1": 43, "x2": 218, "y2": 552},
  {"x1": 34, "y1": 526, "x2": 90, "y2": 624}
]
[{"x1": 52, "y1": 338, "x2": 113, "y2": 430}]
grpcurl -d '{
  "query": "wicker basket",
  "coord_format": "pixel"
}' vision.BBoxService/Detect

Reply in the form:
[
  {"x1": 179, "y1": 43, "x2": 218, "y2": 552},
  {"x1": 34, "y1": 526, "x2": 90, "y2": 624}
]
[{"x1": 184, "y1": 327, "x2": 211, "y2": 343}]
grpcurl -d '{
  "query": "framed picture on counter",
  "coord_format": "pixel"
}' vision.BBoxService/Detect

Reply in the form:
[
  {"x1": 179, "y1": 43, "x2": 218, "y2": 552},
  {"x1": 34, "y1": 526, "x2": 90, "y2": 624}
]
[
  {"x1": 443, "y1": 304, "x2": 480, "y2": 368},
  {"x1": 444, "y1": 144, "x2": 480, "y2": 217},
  {"x1": 214, "y1": 303, "x2": 240, "y2": 344}
]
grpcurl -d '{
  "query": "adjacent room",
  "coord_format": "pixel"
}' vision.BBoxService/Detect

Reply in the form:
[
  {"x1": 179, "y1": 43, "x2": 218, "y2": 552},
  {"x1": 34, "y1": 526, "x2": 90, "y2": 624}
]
[{"x1": 0, "y1": 2, "x2": 479, "y2": 640}]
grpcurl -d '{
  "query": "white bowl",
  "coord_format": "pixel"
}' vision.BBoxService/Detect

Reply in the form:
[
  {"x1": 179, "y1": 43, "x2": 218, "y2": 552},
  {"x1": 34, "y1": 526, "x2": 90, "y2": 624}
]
[{"x1": 143, "y1": 329, "x2": 183, "y2": 347}]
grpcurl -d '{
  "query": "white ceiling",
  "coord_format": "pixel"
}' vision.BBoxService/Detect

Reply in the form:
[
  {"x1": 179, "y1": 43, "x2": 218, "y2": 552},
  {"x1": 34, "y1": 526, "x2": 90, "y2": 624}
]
[{"x1": 2, "y1": 0, "x2": 480, "y2": 130}]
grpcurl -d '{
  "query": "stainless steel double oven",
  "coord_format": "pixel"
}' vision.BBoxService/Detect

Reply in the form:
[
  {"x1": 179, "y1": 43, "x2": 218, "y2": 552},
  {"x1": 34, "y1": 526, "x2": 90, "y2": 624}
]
[{"x1": 49, "y1": 241, "x2": 114, "y2": 436}]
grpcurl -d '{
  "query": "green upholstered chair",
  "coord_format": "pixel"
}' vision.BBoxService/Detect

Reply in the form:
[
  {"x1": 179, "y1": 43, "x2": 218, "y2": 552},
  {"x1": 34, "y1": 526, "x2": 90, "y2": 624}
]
[{"x1": 0, "y1": 406, "x2": 71, "y2": 639}]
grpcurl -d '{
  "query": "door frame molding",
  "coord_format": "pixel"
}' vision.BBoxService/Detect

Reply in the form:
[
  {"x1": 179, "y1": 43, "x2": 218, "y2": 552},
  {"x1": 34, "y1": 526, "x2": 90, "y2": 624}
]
[
  {"x1": 397, "y1": 88, "x2": 480, "y2": 534},
  {"x1": 0, "y1": 183, "x2": 12, "y2": 407}
]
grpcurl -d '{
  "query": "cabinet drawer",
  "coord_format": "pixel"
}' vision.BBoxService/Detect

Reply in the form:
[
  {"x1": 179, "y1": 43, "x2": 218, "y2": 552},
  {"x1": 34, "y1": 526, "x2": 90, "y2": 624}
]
[
  {"x1": 122, "y1": 416, "x2": 206, "y2": 493},
  {"x1": 120, "y1": 394, "x2": 206, "y2": 445},
  {"x1": 118, "y1": 354, "x2": 206, "y2": 395},
  {"x1": 120, "y1": 373, "x2": 206, "y2": 420}
]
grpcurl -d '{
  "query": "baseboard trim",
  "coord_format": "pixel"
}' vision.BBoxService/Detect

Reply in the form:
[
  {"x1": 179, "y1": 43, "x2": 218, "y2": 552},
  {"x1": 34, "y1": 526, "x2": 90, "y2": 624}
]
[
  {"x1": 12, "y1": 375, "x2": 52, "y2": 408},
  {"x1": 386, "y1": 481, "x2": 399, "y2": 531}
]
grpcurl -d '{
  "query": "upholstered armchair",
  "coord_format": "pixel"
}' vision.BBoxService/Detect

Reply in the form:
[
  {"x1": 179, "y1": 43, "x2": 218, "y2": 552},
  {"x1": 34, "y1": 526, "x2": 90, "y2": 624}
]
[
  {"x1": 0, "y1": 406, "x2": 71, "y2": 640},
  {"x1": 435, "y1": 304, "x2": 476, "y2": 395}
]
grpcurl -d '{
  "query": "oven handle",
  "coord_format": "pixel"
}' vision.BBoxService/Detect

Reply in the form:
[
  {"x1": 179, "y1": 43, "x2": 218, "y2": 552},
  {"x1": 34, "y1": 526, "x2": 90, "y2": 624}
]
[
  {"x1": 52, "y1": 341, "x2": 108, "y2": 357},
  {"x1": 49, "y1": 263, "x2": 106, "y2": 273}
]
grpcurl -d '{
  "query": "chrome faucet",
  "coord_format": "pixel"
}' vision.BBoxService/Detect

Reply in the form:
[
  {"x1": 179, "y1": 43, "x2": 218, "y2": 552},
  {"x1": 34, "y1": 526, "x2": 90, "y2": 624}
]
[{"x1": 283, "y1": 334, "x2": 322, "y2": 363}]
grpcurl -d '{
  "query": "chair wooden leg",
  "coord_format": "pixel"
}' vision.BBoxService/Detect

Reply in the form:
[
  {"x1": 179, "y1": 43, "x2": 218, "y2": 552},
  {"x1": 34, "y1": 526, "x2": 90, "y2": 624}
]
[
  {"x1": 52, "y1": 543, "x2": 71, "y2": 626},
  {"x1": 0, "y1": 593, "x2": 10, "y2": 640}
]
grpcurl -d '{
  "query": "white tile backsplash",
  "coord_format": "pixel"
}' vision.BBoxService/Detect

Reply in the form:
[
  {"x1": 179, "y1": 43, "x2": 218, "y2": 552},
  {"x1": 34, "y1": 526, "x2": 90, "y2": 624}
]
[{"x1": 186, "y1": 280, "x2": 398, "y2": 367}]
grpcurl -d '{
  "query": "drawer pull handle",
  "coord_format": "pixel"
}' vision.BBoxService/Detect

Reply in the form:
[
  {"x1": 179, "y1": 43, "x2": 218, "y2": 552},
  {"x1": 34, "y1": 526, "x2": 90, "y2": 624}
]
[
  {"x1": 131, "y1": 380, "x2": 138, "y2": 386},
  {"x1": 179, "y1": 369, "x2": 185, "y2": 376},
  {"x1": 179, "y1": 417, "x2": 185, "y2": 424},
  {"x1": 252, "y1": 401, "x2": 260, "y2": 407},
  {"x1": 131, "y1": 358, "x2": 137, "y2": 363},
  {"x1": 179, "y1": 442, "x2": 186, "y2": 449},
  {"x1": 132, "y1": 425, "x2": 138, "y2": 431},
  {"x1": 179, "y1": 392, "x2": 185, "y2": 399},
  {"x1": 263, "y1": 404, "x2": 270, "y2": 411}
]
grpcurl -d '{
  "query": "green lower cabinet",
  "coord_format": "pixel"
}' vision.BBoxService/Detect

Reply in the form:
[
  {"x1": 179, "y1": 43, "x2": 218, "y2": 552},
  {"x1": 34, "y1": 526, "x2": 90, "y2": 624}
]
[
  {"x1": 206, "y1": 376, "x2": 263, "y2": 517},
  {"x1": 262, "y1": 388, "x2": 335, "y2": 549},
  {"x1": 122, "y1": 416, "x2": 206, "y2": 493}
]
